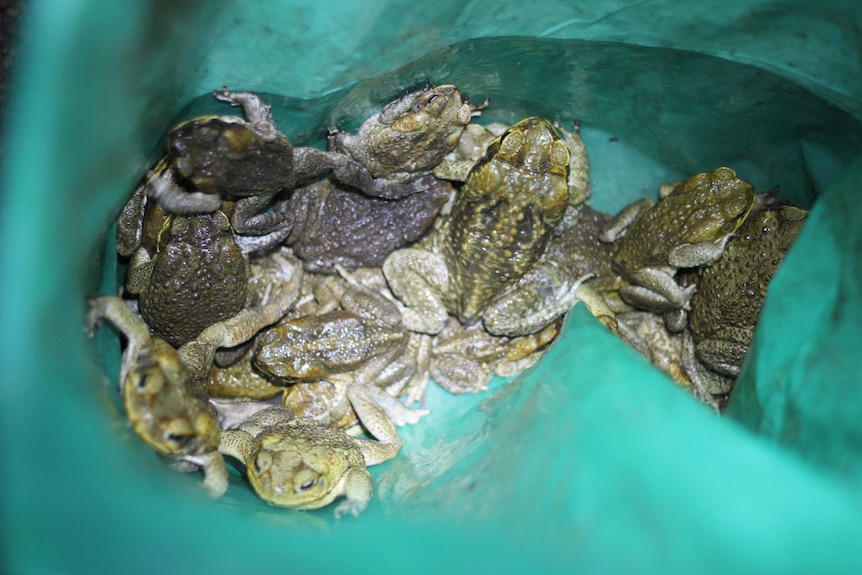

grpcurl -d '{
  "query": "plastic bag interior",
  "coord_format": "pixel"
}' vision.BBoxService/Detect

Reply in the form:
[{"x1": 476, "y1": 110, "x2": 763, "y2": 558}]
[{"x1": 2, "y1": 1, "x2": 862, "y2": 572}]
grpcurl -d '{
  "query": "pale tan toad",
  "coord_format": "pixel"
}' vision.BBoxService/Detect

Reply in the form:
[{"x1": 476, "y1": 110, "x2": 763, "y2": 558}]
[
  {"x1": 218, "y1": 386, "x2": 401, "y2": 518},
  {"x1": 329, "y1": 84, "x2": 474, "y2": 186},
  {"x1": 86, "y1": 295, "x2": 228, "y2": 497}
]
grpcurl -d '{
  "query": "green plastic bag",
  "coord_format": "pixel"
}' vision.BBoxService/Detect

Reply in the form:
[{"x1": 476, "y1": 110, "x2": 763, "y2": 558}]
[{"x1": 3, "y1": 1, "x2": 862, "y2": 573}]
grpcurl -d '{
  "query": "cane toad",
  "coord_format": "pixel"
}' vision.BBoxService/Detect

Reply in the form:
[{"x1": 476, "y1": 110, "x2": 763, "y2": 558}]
[
  {"x1": 684, "y1": 205, "x2": 808, "y2": 397},
  {"x1": 383, "y1": 117, "x2": 578, "y2": 337},
  {"x1": 86, "y1": 296, "x2": 228, "y2": 497},
  {"x1": 218, "y1": 386, "x2": 401, "y2": 518},
  {"x1": 272, "y1": 176, "x2": 452, "y2": 274},
  {"x1": 254, "y1": 267, "x2": 429, "y2": 426},
  {"x1": 329, "y1": 84, "x2": 474, "y2": 186},
  {"x1": 123, "y1": 202, "x2": 249, "y2": 349},
  {"x1": 600, "y1": 167, "x2": 759, "y2": 313}
]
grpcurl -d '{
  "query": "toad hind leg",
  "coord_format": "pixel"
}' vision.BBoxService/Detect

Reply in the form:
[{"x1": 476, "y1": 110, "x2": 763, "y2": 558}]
[
  {"x1": 383, "y1": 248, "x2": 450, "y2": 335},
  {"x1": 182, "y1": 452, "x2": 229, "y2": 498},
  {"x1": 86, "y1": 295, "x2": 152, "y2": 394},
  {"x1": 348, "y1": 383, "x2": 402, "y2": 465},
  {"x1": 334, "y1": 467, "x2": 374, "y2": 519},
  {"x1": 212, "y1": 88, "x2": 280, "y2": 141},
  {"x1": 622, "y1": 267, "x2": 696, "y2": 312},
  {"x1": 483, "y1": 265, "x2": 591, "y2": 337}
]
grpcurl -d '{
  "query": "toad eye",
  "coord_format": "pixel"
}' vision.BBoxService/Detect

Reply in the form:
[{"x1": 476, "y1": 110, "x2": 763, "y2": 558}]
[
  {"x1": 413, "y1": 92, "x2": 439, "y2": 112},
  {"x1": 131, "y1": 356, "x2": 164, "y2": 394},
  {"x1": 163, "y1": 418, "x2": 195, "y2": 449},
  {"x1": 253, "y1": 451, "x2": 273, "y2": 476},
  {"x1": 499, "y1": 130, "x2": 524, "y2": 155},
  {"x1": 165, "y1": 432, "x2": 193, "y2": 449},
  {"x1": 137, "y1": 371, "x2": 164, "y2": 393},
  {"x1": 295, "y1": 470, "x2": 324, "y2": 492}
]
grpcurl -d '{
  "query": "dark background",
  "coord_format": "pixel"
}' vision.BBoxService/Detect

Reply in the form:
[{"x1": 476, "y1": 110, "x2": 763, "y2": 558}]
[{"x1": 1, "y1": 0, "x2": 21, "y2": 160}]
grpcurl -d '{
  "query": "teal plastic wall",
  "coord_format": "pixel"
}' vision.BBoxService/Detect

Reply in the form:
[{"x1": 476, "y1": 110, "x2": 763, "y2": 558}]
[{"x1": 2, "y1": 1, "x2": 862, "y2": 573}]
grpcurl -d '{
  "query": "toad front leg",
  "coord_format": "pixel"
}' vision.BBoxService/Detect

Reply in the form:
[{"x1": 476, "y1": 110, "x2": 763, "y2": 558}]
[{"x1": 345, "y1": 383, "x2": 402, "y2": 465}]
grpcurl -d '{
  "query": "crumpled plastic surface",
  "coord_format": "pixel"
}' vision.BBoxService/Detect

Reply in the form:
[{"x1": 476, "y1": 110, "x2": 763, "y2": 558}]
[{"x1": 2, "y1": 1, "x2": 862, "y2": 573}]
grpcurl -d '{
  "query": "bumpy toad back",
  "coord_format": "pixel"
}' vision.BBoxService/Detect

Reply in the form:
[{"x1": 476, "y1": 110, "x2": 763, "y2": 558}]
[
  {"x1": 219, "y1": 385, "x2": 402, "y2": 518},
  {"x1": 604, "y1": 167, "x2": 759, "y2": 312},
  {"x1": 127, "y1": 210, "x2": 249, "y2": 348},
  {"x1": 612, "y1": 168, "x2": 758, "y2": 273},
  {"x1": 685, "y1": 205, "x2": 808, "y2": 394},
  {"x1": 443, "y1": 117, "x2": 571, "y2": 324},
  {"x1": 382, "y1": 117, "x2": 573, "y2": 335},
  {"x1": 276, "y1": 177, "x2": 452, "y2": 274}
]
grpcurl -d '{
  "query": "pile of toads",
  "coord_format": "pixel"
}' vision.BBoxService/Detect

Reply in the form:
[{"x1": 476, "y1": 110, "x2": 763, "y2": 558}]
[{"x1": 86, "y1": 84, "x2": 808, "y2": 517}]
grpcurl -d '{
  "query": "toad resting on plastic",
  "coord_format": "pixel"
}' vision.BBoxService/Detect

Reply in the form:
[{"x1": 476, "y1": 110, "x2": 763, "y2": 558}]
[
  {"x1": 86, "y1": 296, "x2": 228, "y2": 497},
  {"x1": 86, "y1": 251, "x2": 301, "y2": 495},
  {"x1": 219, "y1": 392, "x2": 401, "y2": 518}
]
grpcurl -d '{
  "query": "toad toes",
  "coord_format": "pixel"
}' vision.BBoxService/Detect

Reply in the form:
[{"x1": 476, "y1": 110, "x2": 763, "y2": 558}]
[{"x1": 219, "y1": 384, "x2": 401, "y2": 517}]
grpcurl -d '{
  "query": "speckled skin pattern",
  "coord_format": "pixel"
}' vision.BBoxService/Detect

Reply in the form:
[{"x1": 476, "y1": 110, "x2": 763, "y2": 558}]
[
  {"x1": 170, "y1": 116, "x2": 295, "y2": 197},
  {"x1": 330, "y1": 84, "x2": 473, "y2": 182},
  {"x1": 545, "y1": 205, "x2": 619, "y2": 280},
  {"x1": 254, "y1": 308, "x2": 407, "y2": 382},
  {"x1": 688, "y1": 205, "x2": 808, "y2": 373},
  {"x1": 277, "y1": 177, "x2": 452, "y2": 273}
]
